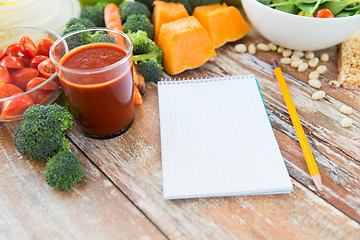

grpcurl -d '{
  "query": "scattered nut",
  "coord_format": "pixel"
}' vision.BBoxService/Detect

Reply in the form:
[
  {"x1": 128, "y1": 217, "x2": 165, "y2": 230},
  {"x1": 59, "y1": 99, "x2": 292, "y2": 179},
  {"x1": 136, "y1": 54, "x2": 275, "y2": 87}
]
[
  {"x1": 235, "y1": 44, "x2": 247, "y2": 53},
  {"x1": 277, "y1": 46, "x2": 284, "y2": 53},
  {"x1": 268, "y1": 42, "x2": 277, "y2": 51},
  {"x1": 290, "y1": 59, "x2": 303, "y2": 68},
  {"x1": 293, "y1": 50, "x2": 304, "y2": 58},
  {"x1": 298, "y1": 62, "x2": 309, "y2": 72},
  {"x1": 320, "y1": 53, "x2": 329, "y2": 62},
  {"x1": 329, "y1": 80, "x2": 340, "y2": 88},
  {"x1": 282, "y1": 49, "x2": 293, "y2": 57},
  {"x1": 305, "y1": 51, "x2": 315, "y2": 59},
  {"x1": 257, "y1": 43, "x2": 270, "y2": 51},
  {"x1": 317, "y1": 65, "x2": 327, "y2": 74},
  {"x1": 312, "y1": 90, "x2": 326, "y2": 100},
  {"x1": 308, "y1": 79, "x2": 322, "y2": 89},
  {"x1": 340, "y1": 117, "x2": 353, "y2": 128},
  {"x1": 309, "y1": 71, "x2": 320, "y2": 80},
  {"x1": 340, "y1": 106, "x2": 353, "y2": 115},
  {"x1": 280, "y1": 57, "x2": 292, "y2": 64},
  {"x1": 291, "y1": 54, "x2": 301, "y2": 61},
  {"x1": 248, "y1": 43, "x2": 256, "y2": 54},
  {"x1": 308, "y1": 57, "x2": 319, "y2": 68}
]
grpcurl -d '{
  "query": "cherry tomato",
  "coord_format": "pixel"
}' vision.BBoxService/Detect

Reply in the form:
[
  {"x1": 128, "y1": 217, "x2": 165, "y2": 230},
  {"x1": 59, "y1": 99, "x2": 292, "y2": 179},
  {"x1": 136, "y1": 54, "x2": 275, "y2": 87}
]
[
  {"x1": 26, "y1": 76, "x2": 60, "y2": 91},
  {"x1": 0, "y1": 56, "x2": 25, "y2": 69},
  {"x1": 5, "y1": 43, "x2": 20, "y2": 56},
  {"x1": 18, "y1": 55, "x2": 32, "y2": 68},
  {"x1": 30, "y1": 55, "x2": 48, "y2": 68},
  {"x1": 0, "y1": 94, "x2": 34, "y2": 120},
  {"x1": 0, "y1": 84, "x2": 23, "y2": 99},
  {"x1": 0, "y1": 65, "x2": 11, "y2": 85},
  {"x1": 11, "y1": 68, "x2": 39, "y2": 91},
  {"x1": 38, "y1": 58, "x2": 56, "y2": 77},
  {"x1": 314, "y1": 9, "x2": 335, "y2": 18},
  {"x1": 37, "y1": 38, "x2": 54, "y2": 56},
  {"x1": 19, "y1": 35, "x2": 38, "y2": 58},
  {"x1": 0, "y1": 47, "x2": 5, "y2": 60}
]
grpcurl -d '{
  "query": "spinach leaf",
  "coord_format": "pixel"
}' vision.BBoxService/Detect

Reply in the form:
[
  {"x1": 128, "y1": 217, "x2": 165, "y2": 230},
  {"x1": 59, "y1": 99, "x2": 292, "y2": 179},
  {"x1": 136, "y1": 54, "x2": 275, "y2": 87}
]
[{"x1": 320, "y1": 0, "x2": 360, "y2": 16}]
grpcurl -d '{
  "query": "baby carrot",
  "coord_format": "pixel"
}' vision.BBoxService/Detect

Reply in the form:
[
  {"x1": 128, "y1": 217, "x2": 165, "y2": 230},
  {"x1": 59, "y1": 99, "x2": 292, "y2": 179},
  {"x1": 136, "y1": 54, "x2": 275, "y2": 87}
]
[
  {"x1": 104, "y1": 3, "x2": 126, "y2": 49},
  {"x1": 133, "y1": 85, "x2": 143, "y2": 106}
]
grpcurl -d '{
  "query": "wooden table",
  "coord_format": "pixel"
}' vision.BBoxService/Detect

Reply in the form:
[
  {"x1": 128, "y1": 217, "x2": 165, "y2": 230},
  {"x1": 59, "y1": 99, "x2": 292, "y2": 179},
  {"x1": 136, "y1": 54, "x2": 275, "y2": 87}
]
[{"x1": 1, "y1": 26, "x2": 360, "y2": 239}]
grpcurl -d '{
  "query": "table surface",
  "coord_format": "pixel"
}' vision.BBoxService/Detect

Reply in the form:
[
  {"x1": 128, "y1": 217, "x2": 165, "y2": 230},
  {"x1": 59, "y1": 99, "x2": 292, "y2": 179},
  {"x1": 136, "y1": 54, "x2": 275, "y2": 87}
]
[{"x1": 1, "y1": 23, "x2": 360, "y2": 240}]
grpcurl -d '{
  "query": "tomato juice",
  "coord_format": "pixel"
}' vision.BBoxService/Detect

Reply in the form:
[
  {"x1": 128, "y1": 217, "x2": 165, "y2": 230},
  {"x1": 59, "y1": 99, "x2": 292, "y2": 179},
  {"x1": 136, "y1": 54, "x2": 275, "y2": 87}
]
[{"x1": 58, "y1": 43, "x2": 134, "y2": 138}]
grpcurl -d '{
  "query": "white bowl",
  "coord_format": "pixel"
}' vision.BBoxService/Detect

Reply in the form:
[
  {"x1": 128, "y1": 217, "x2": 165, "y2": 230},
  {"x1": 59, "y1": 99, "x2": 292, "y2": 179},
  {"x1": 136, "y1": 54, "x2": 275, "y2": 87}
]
[{"x1": 242, "y1": 0, "x2": 360, "y2": 51}]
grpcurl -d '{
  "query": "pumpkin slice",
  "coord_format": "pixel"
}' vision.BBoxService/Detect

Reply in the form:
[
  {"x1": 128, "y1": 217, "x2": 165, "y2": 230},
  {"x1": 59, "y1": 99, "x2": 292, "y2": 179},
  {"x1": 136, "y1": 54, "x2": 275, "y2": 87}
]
[
  {"x1": 193, "y1": 3, "x2": 250, "y2": 48},
  {"x1": 152, "y1": 1, "x2": 189, "y2": 43},
  {"x1": 157, "y1": 16, "x2": 216, "y2": 75}
]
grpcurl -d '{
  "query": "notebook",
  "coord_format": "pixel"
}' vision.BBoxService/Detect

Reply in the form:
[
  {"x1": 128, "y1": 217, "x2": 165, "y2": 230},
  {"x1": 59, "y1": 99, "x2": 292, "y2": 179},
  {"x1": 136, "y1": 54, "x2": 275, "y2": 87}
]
[{"x1": 157, "y1": 74, "x2": 293, "y2": 200}]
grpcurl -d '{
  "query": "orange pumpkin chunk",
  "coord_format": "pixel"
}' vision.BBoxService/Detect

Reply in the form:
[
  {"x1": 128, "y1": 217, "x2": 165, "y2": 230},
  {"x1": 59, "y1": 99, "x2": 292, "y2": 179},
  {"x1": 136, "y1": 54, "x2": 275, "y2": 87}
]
[
  {"x1": 157, "y1": 16, "x2": 216, "y2": 75},
  {"x1": 193, "y1": 4, "x2": 250, "y2": 48},
  {"x1": 152, "y1": 1, "x2": 189, "y2": 43}
]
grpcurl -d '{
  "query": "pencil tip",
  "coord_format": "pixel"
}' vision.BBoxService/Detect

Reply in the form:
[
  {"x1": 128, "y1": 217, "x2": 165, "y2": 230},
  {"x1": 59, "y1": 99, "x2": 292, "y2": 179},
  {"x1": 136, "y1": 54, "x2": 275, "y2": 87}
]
[
  {"x1": 270, "y1": 58, "x2": 278, "y2": 68},
  {"x1": 312, "y1": 174, "x2": 323, "y2": 191},
  {"x1": 270, "y1": 57, "x2": 277, "y2": 63}
]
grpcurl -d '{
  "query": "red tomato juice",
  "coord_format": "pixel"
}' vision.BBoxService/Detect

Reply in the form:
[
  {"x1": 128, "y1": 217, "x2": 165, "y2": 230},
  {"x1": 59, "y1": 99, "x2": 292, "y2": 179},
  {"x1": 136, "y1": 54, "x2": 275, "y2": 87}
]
[{"x1": 58, "y1": 43, "x2": 134, "y2": 137}]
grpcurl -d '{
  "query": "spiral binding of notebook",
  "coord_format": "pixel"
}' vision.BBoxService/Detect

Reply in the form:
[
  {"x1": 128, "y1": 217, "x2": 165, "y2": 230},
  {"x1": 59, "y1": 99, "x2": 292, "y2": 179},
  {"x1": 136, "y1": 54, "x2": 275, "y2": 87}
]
[{"x1": 157, "y1": 74, "x2": 293, "y2": 200}]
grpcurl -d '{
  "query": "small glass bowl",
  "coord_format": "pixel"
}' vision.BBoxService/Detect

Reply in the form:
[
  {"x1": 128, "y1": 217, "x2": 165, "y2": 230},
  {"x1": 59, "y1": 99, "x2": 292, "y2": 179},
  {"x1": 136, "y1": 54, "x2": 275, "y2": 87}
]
[{"x1": 0, "y1": 26, "x2": 62, "y2": 122}]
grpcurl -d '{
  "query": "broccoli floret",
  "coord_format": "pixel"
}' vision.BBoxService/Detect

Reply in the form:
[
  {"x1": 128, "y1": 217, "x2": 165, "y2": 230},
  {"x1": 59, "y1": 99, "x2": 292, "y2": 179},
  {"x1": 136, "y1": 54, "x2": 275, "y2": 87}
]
[
  {"x1": 123, "y1": 14, "x2": 155, "y2": 40},
  {"x1": 45, "y1": 150, "x2": 84, "y2": 191},
  {"x1": 62, "y1": 23, "x2": 91, "y2": 50},
  {"x1": 137, "y1": 60, "x2": 163, "y2": 82},
  {"x1": 119, "y1": 1, "x2": 151, "y2": 22},
  {"x1": 128, "y1": 30, "x2": 163, "y2": 82},
  {"x1": 14, "y1": 104, "x2": 73, "y2": 161},
  {"x1": 90, "y1": 31, "x2": 117, "y2": 44},
  {"x1": 65, "y1": 17, "x2": 96, "y2": 29},
  {"x1": 80, "y1": 1, "x2": 107, "y2": 27},
  {"x1": 135, "y1": 0, "x2": 154, "y2": 11}
]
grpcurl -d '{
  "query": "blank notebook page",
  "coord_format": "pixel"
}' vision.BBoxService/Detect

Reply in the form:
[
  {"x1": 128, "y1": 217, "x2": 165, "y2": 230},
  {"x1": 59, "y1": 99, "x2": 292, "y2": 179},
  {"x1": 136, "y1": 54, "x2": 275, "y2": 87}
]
[{"x1": 158, "y1": 74, "x2": 293, "y2": 200}]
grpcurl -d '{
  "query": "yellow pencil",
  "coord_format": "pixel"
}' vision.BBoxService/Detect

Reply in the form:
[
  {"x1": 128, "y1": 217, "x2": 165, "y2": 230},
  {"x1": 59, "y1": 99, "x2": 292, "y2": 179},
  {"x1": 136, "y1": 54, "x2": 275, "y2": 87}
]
[{"x1": 271, "y1": 58, "x2": 323, "y2": 191}]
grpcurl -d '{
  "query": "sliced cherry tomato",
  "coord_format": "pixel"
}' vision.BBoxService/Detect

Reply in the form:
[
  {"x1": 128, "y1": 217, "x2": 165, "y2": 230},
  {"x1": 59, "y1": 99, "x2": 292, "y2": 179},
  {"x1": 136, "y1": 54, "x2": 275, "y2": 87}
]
[
  {"x1": 18, "y1": 54, "x2": 32, "y2": 68},
  {"x1": 11, "y1": 68, "x2": 39, "y2": 91},
  {"x1": 37, "y1": 38, "x2": 54, "y2": 56},
  {"x1": 0, "y1": 84, "x2": 23, "y2": 99},
  {"x1": 0, "y1": 65, "x2": 11, "y2": 85},
  {"x1": 0, "y1": 56, "x2": 25, "y2": 69},
  {"x1": 314, "y1": 9, "x2": 335, "y2": 18},
  {"x1": 30, "y1": 55, "x2": 48, "y2": 67},
  {"x1": 19, "y1": 35, "x2": 38, "y2": 58},
  {"x1": 0, "y1": 47, "x2": 5, "y2": 60},
  {"x1": 26, "y1": 76, "x2": 60, "y2": 91},
  {"x1": 5, "y1": 43, "x2": 20, "y2": 56},
  {"x1": 38, "y1": 58, "x2": 56, "y2": 77},
  {"x1": 0, "y1": 94, "x2": 34, "y2": 120}
]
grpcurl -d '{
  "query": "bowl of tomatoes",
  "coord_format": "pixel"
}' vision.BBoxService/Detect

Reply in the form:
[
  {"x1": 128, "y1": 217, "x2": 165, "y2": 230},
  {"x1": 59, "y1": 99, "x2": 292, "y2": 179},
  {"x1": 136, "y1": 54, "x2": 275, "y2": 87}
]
[
  {"x1": 0, "y1": 27, "x2": 62, "y2": 121},
  {"x1": 242, "y1": 0, "x2": 360, "y2": 51}
]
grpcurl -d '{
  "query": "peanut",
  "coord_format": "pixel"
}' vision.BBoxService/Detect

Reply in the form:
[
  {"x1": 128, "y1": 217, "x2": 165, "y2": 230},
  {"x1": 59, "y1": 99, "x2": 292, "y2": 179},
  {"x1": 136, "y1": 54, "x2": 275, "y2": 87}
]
[
  {"x1": 308, "y1": 79, "x2": 322, "y2": 89},
  {"x1": 340, "y1": 106, "x2": 353, "y2": 115},
  {"x1": 340, "y1": 117, "x2": 352, "y2": 128},
  {"x1": 257, "y1": 43, "x2": 270, "y2": 51},
  {"x1": 235, "y1": 44, "x2": 247, "y2": 53},
  {"x1": 312, "y1": 90, "x2": 326, "y2": 100}
]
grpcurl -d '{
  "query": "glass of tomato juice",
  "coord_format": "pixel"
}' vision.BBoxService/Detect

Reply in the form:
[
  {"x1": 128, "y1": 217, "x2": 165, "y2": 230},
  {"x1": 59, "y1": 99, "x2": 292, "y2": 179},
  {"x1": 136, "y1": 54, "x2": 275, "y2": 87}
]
[{"x1": 50, "y1": 28, "x2": 134, "y2": 139}]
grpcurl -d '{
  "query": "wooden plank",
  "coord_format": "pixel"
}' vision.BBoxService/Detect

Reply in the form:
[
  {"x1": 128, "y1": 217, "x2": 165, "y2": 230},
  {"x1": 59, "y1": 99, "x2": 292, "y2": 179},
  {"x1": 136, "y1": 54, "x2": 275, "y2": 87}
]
[
  {"x1": 68, "y1": 80, "x2": 360, "y2": 239},
  {"x1": 0, "y1": 122, "x2": 167, "y2": 240}
]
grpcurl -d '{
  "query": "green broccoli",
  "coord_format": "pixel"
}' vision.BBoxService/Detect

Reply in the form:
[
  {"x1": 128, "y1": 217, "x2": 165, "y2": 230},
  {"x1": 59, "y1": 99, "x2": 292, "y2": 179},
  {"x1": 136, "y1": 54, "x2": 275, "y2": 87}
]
[
  {"x1": 62, "y1": 23, "x2": 91, "y2": 50},
  {"x1": 119, "y1": 1, "x2": 151, "y2": 22},
  {"x1": 45, "y1": 150, "x2": 84, "y2": 191},
  {"x1": 14, "y1": 104, "x2": 73, "y2": 161},
  {"x1": 135, "y1": 0, "x2": 154, "y2": 11},
  {"x1": 90, "y1": 31, "x2": 117, "y2": 44},
  {"x1": 65, "y1": 17, "x2": 96, "y2": 29},
  {"x1": 123, "y1": 14, "x2": 155, "y2": 40},
  {"x1": 128, "y1": 30, "x2": 163, "y2": 82},
  {"x1": 80, "y1": 1, "x2": 108, "y2": 27}
]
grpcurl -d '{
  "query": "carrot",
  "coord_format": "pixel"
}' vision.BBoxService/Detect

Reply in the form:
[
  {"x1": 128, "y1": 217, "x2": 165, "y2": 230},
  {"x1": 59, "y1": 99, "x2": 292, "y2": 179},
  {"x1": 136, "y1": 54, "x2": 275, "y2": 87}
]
[
  {"x1": 134, "y1": 64, "x2": 146, "y2": 95},
  {"x1": 104, "y1": 3, "x2": 126, "y2": 49},
  {"x1": 132, "y1": 65, "x2": 139, "y2": 87},
  {"x1": 133, "y1": 85, "x2": 143, "y2": 106}
]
